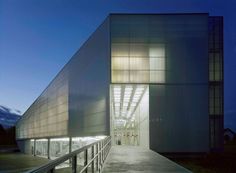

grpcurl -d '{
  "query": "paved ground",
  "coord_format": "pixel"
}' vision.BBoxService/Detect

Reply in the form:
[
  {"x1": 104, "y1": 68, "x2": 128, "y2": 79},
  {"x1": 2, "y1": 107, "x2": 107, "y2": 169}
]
[
  {"x1": 102, "y1": 146, "x2": 192, "y2": 173},
  {"x1": 0, "y1": 153, "x2": 49, "y2": 173}
]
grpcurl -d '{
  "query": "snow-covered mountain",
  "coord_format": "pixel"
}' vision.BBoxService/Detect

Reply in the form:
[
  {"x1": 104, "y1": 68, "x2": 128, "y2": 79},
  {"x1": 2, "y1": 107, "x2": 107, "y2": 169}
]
[{"x1": 0, "y1": 105, "x2": 21, "y2": 129}]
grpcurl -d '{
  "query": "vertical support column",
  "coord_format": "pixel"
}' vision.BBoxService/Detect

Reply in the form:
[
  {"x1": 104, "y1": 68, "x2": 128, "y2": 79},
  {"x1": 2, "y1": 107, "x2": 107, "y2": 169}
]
[
  {"x1": 69, "y1": 137, "x2": 72, "y2": 153},
  {"x1": 47, "y1": 138, "x2": 50, "y2": 159},
  {"x1": 84, "y1": 149, "x2": 88, "y2": 173},
  {"x1": 33, "y1": 139, "x2": 36, "y2": 156}
]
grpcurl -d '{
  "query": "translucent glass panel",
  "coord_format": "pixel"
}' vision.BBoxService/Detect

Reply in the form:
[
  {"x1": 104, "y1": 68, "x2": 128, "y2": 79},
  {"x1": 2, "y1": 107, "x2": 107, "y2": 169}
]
[
  {"x1": 35, "y1": 139, "x2": 48, "y2": 158},
  {"x1": 50, "y1": 138, "x2": 69, "y2": 159},
  {"x1": 208, "y1": 16, "x2": 224, "y2": 150},
  {"x1": 111, "y1": 14, "x2": 209, "y2": 84},
  {"x1": 111, "y1": 43, "x2": 165, "y2": 83},
  {"x1": 67, "y1": 18, "x2": 110, "y2": 137},
  {"x1": 209, "y1": 16, "x2": 223, "y2": 82},
  {"x1": 16, "y1": 71, "x2": 69, "y2": 139},
  {"x1": 209, "y1": 85, "x2": 223, "y2": 115}
]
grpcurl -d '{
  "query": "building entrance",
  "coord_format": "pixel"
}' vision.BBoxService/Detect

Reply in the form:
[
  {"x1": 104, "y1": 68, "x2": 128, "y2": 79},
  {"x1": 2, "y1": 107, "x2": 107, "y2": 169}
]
[{"x1": 110, "y1": 84, "x2": 149, "y2": 148}]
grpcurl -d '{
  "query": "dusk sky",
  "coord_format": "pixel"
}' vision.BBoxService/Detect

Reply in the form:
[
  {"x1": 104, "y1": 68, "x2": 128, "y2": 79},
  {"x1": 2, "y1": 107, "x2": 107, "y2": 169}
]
[{"x1": 0, "y1": 0, "x2": 235, "y2": 130}]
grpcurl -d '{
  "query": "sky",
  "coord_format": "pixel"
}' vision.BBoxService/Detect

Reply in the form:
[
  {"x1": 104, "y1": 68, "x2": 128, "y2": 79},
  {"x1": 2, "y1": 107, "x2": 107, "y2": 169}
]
[{"x1": 0, "y1": 0, "x2": 236, "y2": 130}]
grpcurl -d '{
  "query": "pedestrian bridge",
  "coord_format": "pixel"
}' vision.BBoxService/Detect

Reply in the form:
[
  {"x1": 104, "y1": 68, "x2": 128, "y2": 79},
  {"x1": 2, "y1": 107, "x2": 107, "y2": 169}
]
[
  {"x1": 1, "y1": 137, "x2": 191, "y2": 173},
  {"x1": 102, "y1": 146, "x2": 191, "y2": 173}
]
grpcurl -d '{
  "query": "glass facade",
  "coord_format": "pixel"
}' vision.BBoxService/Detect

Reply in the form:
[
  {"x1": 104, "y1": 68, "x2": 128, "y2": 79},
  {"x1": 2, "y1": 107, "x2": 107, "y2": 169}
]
[
  {"x1": 209, "y1": 16, "x2": 224, "y2": 150},
  {"x1": 16, "y1": 14, "x2": 224, "y2": 155},
  {"x1": 111, "y1": 14, "x2": 210, "y2": 153},
  {"x1": 67, "y1": 17, "x2": 110, "y2": 137},
  {"x1": 35, "y1": 139, "x2": 48, "y2": 158},
  {"x1": 111, "y1": 43, "x2": 165, "y2": 83},
  {"x1": 16, "y1": 70, "x2": 69, "y2": 139},
  {"x1": 111, "y1": 15, "x2": 166, "y2": 84}
]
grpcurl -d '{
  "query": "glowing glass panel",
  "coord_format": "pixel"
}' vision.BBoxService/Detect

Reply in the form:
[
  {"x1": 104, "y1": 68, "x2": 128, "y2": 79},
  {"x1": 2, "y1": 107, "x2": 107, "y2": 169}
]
[{"x1": 111, "y1": 44, "x2": 165, "y2": 83}]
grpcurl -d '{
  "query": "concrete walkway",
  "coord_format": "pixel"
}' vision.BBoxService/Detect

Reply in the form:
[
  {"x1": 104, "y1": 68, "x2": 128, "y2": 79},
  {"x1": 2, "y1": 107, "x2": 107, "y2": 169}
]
[
  {"x1": 102, "y1": 146, "x2": 192, "y2": 173},
  {"x1": 0, "y1": 153, "x2": 49, "y2": 173}
]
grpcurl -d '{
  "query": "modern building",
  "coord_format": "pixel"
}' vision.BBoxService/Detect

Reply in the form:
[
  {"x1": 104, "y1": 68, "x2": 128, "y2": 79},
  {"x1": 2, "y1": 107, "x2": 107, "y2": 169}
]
[{"x1": 16, "y1": 13, "x2": 224, "y2": 158}]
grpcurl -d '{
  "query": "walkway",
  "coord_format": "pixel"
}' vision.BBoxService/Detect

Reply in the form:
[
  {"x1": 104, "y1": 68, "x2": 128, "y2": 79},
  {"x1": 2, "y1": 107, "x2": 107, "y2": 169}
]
[
  {"x1": 102, "y1": 146, "x2": 192, "y2": 173},
  {"x1": 0, "y1": 153, "x2": 49, "y2": 173}
]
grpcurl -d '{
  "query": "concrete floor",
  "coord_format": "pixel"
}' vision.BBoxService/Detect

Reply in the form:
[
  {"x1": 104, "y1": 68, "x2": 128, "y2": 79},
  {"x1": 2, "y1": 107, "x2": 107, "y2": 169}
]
[
  {"x1": 102, "y1": 146, "x2": 192, "y2": 173},
  {"x1": 0, "y1": 153, "x2": 49, "y2": 173}
]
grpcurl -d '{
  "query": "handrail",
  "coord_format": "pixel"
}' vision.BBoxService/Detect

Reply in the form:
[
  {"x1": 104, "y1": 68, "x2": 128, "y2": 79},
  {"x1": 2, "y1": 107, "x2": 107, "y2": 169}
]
[{"x1": 25, "y1": 136, "x2": 111, "y2": 173}]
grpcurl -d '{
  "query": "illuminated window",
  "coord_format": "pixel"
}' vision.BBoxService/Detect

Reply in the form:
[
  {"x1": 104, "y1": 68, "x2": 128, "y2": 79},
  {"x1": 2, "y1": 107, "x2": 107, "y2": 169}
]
[{"x1": 111, "y1": 43, "x2": 165, "y2": 83}]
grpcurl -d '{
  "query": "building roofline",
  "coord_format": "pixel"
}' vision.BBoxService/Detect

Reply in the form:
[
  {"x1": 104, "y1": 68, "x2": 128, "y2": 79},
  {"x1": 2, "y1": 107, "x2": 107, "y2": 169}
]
[
  {"x1": 109, "y1": 12, "x2": 210, "y2": 16},
  {"x1": 16, "y1": 16, "x2": 110, "y2": 124}
]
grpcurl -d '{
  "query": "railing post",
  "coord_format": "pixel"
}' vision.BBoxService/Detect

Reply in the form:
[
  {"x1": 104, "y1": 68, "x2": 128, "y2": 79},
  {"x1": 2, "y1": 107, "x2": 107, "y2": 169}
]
[
  {"x1": 99, "y1": 142, "x2": 102, "y2": 172},
  {"x1": 48, "y1": 168, "x2": 55, "y2": 173},
  {"x1": 84, "y1": 149, "x2": 88, "y2": 173},
  {"x1": 105, "y1": 140, "x2": 107, "y2": 159},
  {"x1": 96, "y1": 143, "x2": 99, "y2": 171},
  {"x1": 72, "y1": 155, "x2": 77, "y2": 173},
  {"x1": 98, "y1": 142, "x2": 102, "y2": 172},
  {"x1": 92, "y1": 145, "x2": 94, "y2": 173},
  {"x1": 102, "y1": 140, "x2": 104, "y2": 163},
  {"x1": 69, "y1": 137, "x2": 72, "y2": 164}
]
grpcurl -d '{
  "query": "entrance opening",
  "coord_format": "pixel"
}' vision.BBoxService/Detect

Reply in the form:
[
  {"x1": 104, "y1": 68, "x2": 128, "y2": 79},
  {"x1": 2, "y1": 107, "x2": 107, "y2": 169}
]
[{"x1": 110, "y1": 84, "x2": 149, "y2": 148}]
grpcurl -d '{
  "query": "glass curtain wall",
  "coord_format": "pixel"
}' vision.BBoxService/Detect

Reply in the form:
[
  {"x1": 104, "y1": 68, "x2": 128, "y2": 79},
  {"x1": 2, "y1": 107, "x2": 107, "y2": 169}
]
[
  {"x1": 112, "y1": 43, "x2": 165, "y2": 83},
  {"x1": 209, "y1": 17, "x2": 224, "y2": 150},
  {"x1": 16, "y1": 69, "x2": 69, "y2": 139},
  {"x1": 111, "y1": 15, "x2": 166, "y2": 84},
  {"x1": 50, "y1": 138, "x2": 69, "y2": 159},
  {"x1": 35, "y1": 139, "x2": 48, "y2": 158}
]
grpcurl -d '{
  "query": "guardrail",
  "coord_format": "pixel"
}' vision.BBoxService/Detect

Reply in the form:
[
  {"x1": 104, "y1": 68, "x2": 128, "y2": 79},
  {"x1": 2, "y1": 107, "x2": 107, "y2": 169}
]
[{"x1": 26, "y1": 136, "x2": 111, "y2": 173}]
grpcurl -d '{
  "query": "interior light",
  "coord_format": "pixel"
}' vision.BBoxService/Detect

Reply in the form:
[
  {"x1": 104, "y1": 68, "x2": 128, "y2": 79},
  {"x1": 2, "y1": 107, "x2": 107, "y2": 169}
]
[
  {"x1": 136, "y1": 86, "x2": 144, "y2": 89},
  {"x1": 132, "y1": 99, "x2": 139, "y2": 103},
  {"x1": 131, "y1": 103, "x2": 136, "y2": 107},
  {"x1": 123, "y1": 103, "x2": 128, "y2": 106},
  {"x1": 124, "y1": 93, "x2": 131, "y2": 97},
  {"x1": 125, "y1": 88, "x2": 133, "y2": 91},
  {"x1": 114, "y1": 86, "x2": 121, "y2": 90},
  {"x1": 124, "y1": 91, "x2": 132, "y2": 95},
  {"x1": 135, "y1": 91, "x2": 143, "y2": 94},
  {"x1": 133, "y1": 96, "x2": 140, "y2": 99}
]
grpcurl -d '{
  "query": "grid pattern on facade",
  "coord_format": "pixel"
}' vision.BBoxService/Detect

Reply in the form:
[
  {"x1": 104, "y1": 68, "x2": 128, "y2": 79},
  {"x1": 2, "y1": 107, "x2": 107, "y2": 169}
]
[
  {"x1": 16, "y1": 72, "x2": 69, "y2": 139},
  {"x1": 209, "y1": 16, "x2": 224, "y2": 150},
  {"x1": 111, "y1": 43, "x2": 165, "y2": 83}
]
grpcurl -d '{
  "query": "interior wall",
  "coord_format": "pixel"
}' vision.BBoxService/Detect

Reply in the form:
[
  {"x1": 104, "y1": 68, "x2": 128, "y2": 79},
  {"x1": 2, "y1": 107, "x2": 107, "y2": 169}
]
[{"x1": 136, "y1": 87, "x2": 149, "y2": 148}]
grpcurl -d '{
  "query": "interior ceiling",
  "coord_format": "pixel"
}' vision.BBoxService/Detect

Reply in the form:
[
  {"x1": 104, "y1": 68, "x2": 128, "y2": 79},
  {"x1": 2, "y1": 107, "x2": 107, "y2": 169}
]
[{"x1": 111, "y1": 84, "x2": 147, "y2": 127}]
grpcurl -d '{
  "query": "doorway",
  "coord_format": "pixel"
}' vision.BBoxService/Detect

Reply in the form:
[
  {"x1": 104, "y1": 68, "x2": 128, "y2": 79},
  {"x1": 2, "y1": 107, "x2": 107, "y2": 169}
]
[{"x1": 110, "y1": 84, "x2": 149, "y2": 148}]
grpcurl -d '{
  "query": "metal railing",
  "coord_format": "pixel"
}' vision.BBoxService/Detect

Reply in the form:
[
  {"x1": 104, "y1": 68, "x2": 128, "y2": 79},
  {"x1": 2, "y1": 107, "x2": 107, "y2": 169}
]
[{"x1": 26, "y1": 136, "x2": 111, "y2": 173}]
